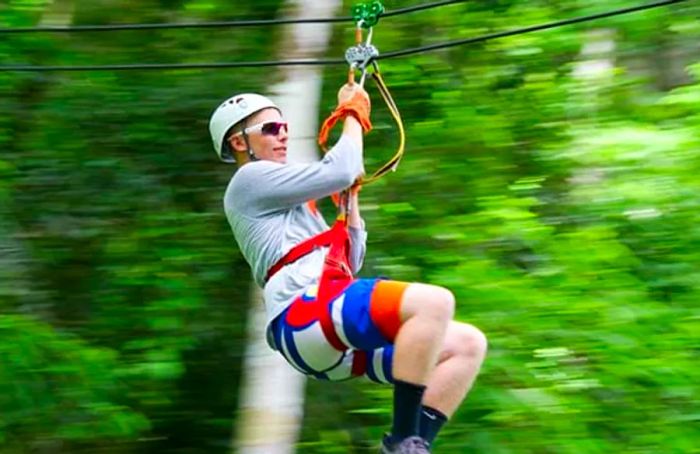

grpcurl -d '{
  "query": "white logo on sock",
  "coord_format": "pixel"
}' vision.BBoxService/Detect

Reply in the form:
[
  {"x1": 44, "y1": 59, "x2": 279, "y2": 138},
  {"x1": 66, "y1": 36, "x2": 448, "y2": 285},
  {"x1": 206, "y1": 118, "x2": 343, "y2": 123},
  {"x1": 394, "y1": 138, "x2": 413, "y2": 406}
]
[{"x1": 423, "y1": 411, "x2": 437, "y2": 421}]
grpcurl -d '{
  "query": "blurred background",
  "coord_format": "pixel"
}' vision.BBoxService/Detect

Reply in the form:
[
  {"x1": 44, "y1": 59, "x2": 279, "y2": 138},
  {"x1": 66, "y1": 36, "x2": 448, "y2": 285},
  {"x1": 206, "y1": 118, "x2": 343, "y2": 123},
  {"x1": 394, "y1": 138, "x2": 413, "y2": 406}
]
[{"x1": 1, "y1": 0, "x2": 699, "y2": 452}]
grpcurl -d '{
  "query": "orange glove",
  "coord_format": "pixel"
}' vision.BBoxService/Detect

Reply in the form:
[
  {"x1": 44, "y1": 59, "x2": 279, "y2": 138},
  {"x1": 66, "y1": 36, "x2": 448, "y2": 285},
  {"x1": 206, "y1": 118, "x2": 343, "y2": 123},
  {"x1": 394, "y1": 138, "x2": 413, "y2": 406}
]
[{"x1": 318, "y1": 90, "x2": 372, "y2": 149}]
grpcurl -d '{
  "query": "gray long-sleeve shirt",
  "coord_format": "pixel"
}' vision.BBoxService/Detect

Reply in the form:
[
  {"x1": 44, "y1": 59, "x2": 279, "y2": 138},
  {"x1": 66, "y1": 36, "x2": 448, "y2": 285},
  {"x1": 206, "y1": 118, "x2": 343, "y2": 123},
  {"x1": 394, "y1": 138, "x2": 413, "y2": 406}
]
[{"x1": 224, "y1": 134, "x2": 366, "y2": 325}]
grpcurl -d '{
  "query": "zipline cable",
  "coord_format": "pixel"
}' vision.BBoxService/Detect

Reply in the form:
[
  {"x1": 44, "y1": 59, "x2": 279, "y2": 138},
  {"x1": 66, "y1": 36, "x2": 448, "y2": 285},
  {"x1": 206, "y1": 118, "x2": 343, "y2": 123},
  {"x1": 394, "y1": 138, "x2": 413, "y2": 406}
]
[
  {"x1": 0, "y1": 0, "x2": 687, "y2": 72},
  {"x1": 378, "y1": 0, "x2": 464, "y2": 18},
  {"x1": 378, "y1": 0, "x2": 687, "y2": 60},
  {"x1": 0, "y1": 0, "x2": 466, "y2": 33},
  {"x1": 0, "y1": 59, "x2": 346, "y2": 72}
]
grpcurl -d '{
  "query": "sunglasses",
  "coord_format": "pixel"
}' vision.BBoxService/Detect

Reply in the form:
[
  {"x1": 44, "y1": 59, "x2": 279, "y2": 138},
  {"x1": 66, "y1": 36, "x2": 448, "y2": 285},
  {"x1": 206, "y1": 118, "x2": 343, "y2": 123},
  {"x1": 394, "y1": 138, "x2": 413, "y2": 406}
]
[{"x1": 239, "y1": 121, "x2": 289, "y2": 137}]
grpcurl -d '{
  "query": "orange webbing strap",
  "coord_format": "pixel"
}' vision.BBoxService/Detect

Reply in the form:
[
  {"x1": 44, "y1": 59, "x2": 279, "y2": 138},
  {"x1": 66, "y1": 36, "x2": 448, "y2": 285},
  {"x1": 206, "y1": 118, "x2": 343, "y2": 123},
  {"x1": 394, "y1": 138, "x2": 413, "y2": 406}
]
[
  {"x1": 348, "y1": 26, "x2": 364, "y2": 85},
  {"x1": 317, "y1": 91, "x2": 372, "y2": 152}
]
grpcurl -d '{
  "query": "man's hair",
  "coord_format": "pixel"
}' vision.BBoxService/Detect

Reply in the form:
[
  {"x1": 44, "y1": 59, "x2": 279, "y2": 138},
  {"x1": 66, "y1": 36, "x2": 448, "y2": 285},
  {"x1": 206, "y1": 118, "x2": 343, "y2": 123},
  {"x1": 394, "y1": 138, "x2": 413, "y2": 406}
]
[{"x1": 223, "y1": 119, "x2": 248, "y2": 156}]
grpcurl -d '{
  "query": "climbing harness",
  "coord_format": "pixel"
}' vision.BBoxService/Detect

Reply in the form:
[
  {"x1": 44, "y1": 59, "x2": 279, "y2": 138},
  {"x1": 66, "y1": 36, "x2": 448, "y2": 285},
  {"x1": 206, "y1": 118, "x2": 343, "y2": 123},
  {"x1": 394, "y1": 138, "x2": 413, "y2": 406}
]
[{"x1": 266, "y1": 1, "x2": 404, "y2": 353}]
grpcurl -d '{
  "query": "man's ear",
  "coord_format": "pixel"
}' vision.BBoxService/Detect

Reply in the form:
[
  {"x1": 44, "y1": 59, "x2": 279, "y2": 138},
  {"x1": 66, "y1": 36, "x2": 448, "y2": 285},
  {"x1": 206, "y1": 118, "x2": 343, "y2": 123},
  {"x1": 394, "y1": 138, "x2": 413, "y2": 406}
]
[{"x1": 227, "y1": 134, "x2": 248, "y2": 153}]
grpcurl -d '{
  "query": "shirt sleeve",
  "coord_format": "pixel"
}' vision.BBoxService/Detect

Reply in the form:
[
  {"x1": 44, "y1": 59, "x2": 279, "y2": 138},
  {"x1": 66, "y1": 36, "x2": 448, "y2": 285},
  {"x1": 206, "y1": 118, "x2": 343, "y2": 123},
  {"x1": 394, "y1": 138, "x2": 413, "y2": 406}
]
[
  {"x1": 234, "y1": 135, "x2": 364, "y2": 215},
  {"x1": 348, "y1": 222, "x2": 367, "y2": 274}
]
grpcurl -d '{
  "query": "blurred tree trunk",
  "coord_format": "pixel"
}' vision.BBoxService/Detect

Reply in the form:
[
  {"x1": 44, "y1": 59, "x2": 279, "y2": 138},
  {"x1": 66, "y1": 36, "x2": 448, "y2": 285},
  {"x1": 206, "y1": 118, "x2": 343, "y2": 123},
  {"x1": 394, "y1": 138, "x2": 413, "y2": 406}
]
[
  {"x1": 652, "y1": 35, "x2": 690, "y2": 90},
  {"x1": 1, "y1": 0, "x2": 76, "y2": 317},
  {"x1": 8, "y1": 7, "x2": 79, "y2": 454},
  {"x1": 233, "y1": 1, "x2": 341, "y2": 453},
  {"x1": 40, "y1": 0, "x2": 75, "y2": 27},
  {"x1": 569, "y1": 29, "x2": 615, "y2": 189},
  {"x1": 572, "y1": 28, "x2": 616, "y2": 116}
]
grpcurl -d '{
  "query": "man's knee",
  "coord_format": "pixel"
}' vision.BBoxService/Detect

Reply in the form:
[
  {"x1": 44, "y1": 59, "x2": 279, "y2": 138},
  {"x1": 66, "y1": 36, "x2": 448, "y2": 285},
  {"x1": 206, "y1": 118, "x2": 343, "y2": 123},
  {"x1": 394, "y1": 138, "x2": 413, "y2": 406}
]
[
  {"x1": 454, "y1": 323, "x2": 488, "y2": 360},
  {"x1": 401, "y1": 283, "x2": 455, "y2": 324}
]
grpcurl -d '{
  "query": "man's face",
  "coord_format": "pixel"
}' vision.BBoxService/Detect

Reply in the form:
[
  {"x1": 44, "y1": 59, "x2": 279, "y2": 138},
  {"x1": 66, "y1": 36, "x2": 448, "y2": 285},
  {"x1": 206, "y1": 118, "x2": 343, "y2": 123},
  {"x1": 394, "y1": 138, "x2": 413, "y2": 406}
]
[{"x1": 241, "y1": 108, "x2": 288, "y2": 164}]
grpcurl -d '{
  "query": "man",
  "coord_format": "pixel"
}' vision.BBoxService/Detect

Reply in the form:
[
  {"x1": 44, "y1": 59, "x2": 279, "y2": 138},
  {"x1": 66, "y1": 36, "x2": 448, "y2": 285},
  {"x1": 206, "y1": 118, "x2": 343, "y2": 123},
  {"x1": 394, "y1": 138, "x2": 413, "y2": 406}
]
[{"x1": 209, "y1": 83, "x2": 487, "y2": 453}]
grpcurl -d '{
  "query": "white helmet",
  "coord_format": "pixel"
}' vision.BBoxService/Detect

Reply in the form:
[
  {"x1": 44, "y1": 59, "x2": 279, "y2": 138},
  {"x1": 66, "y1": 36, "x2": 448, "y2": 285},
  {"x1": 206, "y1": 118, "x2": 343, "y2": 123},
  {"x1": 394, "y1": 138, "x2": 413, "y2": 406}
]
[{"x1": 209, "y1": 93, "x2": 279, "y2": 163}]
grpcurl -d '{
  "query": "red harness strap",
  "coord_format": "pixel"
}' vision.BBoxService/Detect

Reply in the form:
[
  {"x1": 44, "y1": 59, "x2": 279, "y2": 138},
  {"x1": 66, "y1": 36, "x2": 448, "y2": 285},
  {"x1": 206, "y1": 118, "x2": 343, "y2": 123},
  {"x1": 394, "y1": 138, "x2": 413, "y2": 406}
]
[
  {"x1": 266, "y1": 218, "x2": 354, "y2": 351},
  {"x1": 266, "y1": 226, "x2": 337, "y2": 283}
]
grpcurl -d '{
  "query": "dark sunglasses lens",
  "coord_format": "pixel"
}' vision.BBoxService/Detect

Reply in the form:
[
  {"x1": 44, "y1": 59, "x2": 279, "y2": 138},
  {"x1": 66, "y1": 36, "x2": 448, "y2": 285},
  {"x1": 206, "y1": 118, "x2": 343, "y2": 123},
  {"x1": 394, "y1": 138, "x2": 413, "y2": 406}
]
[{"x1": 261, "y1": 122, "x2": 287, "y2": 136}]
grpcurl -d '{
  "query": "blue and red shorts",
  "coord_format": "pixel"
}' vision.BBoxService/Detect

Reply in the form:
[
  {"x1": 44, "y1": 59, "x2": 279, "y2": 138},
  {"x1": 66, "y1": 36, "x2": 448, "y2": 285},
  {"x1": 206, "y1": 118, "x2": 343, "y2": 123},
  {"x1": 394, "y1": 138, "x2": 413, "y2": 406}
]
[{"x1": 269, "y1": 278, "x2": 408, "y2": 384}]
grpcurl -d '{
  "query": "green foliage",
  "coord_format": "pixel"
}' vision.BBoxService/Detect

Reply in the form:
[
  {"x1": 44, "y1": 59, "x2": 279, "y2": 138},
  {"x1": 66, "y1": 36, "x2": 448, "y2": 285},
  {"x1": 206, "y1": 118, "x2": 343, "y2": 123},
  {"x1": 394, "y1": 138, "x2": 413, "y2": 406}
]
[
  {"x1": 302, "y1": 0, "x2": 700, "y2": 452},
  {"x1": 2, "y1": 0, "x2": 700, "y2": 452},
  {"x1": 0, "y1": 314, "x2": 149, "y2": 448},
  {"x1": 1, "y1": 0, "x2": 275, "y2": 451}
]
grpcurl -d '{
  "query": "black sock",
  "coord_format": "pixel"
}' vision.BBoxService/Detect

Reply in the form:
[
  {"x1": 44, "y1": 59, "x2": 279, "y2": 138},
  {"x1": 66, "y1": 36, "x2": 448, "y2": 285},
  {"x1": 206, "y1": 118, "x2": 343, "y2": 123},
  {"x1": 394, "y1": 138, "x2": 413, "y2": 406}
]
[
  {"x1": 419, "y1": 405, "x2": 448, "y2": 445},
  {"x1": 391, "y1": 379, "x2": 426, "y2": 442}
]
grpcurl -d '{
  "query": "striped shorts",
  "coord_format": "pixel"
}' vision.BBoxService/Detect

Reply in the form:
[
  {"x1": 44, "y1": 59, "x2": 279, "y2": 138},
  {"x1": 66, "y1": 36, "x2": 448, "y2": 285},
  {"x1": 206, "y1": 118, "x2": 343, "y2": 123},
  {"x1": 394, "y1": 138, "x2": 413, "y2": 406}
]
[{"x1": 269, "y1": 278, "x2": 408, "y2": 384}]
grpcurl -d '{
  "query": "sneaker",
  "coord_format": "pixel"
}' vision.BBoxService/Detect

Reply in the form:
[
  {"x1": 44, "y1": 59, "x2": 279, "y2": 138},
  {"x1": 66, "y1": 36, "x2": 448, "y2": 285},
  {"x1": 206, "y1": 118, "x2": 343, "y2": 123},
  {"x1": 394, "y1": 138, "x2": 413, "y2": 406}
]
[{"x1": 380, "y1": 434, "x2": 431, "y2": 454}]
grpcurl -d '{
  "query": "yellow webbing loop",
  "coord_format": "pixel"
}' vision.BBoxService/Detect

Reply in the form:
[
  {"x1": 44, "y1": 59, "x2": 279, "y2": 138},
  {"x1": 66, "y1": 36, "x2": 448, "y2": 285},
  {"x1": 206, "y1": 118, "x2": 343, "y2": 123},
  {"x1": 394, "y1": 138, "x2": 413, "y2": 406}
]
[
  {"x1": 358, "y1": 68, "x2": 405, "y2": 185},
  {"x1": 318, "y1": 68, "x2": 405, "y2": 188}
]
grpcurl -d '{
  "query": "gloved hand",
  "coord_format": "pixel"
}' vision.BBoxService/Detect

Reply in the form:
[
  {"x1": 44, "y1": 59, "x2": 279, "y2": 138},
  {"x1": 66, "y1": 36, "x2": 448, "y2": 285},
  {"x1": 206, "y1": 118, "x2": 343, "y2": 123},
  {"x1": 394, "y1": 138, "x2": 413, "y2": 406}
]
[{"x1": 318, "y1": 83, "x2": 372, "y2": 148}]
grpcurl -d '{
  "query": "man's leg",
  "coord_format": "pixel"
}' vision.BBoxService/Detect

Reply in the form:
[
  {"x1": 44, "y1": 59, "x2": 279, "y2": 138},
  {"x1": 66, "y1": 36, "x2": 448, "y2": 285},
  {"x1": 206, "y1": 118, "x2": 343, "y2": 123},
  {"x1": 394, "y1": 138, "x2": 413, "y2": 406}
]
[
  {"x1": 327, "y1": 279, "x2": 483, "y2": 450},
  {"x1": 386, "y1": 284, "x2": 455, "y2": 446},
  {"x1": 420, "y1": 321, "x2": 487, "y2": 443},
  {"x1": 393, "y1": 284, "x2": 456, "y2": 382}
]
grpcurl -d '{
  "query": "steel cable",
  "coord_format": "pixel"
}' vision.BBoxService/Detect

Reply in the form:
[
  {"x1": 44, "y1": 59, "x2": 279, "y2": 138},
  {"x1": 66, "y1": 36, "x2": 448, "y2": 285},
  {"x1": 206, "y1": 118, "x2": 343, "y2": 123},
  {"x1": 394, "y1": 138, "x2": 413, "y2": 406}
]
[
  {"x1": 0, "y1": 0, "x2": 687, "y2": 72},
  {"x1": 0, "y1": 0, "x2": 466, "y2": 33}
]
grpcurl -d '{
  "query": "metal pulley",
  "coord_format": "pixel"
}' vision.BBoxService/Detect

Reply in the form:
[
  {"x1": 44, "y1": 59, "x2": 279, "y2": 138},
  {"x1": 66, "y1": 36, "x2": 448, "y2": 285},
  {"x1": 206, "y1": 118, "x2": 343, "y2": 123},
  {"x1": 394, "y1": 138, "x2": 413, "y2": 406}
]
[{"x1": 345, "y1": 42, "x2": 379, "y2": 71}]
